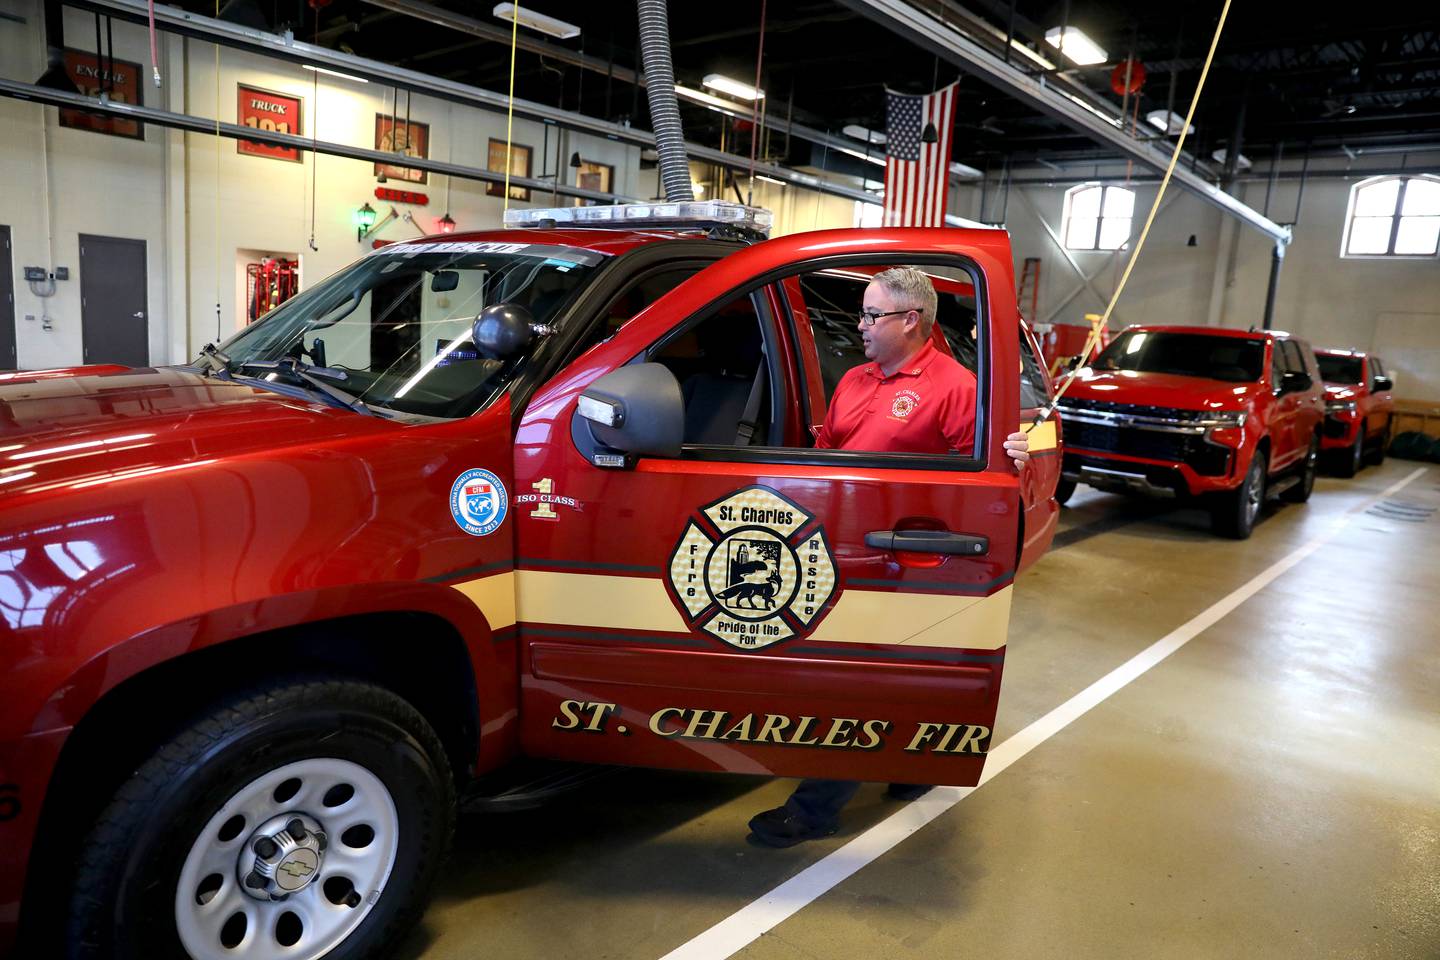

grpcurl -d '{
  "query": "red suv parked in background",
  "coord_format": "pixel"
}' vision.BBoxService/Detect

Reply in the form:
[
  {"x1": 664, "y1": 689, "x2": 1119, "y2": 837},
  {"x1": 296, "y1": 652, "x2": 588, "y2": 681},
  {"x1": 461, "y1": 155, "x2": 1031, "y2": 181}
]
[
  {"x1": 1057, "y1": 325, "x2": 1326, "y2": 538},
  {"x1": 1314, "y1": 349, "x2": 1395, "y2": 477}
]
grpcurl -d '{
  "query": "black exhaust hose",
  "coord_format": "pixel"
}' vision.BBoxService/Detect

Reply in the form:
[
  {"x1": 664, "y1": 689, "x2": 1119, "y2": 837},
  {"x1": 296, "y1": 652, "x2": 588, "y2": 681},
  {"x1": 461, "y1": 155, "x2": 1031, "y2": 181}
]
[
  {"x1": 37, "y1": 0, "x2": 81, "y2": 93},
  {"x1": 636, "y1": 0, "x2": 694, "y2": 202}
]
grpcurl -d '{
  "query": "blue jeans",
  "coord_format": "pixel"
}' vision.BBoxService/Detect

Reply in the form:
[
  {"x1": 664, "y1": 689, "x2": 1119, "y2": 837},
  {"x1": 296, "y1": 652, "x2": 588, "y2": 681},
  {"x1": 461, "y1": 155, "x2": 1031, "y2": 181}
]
[
  {"x1": 783, "y1": 780, "x2": 932, "y2": 827},
  {"x1": 782, "y1": 779, "x2": 862, "y2": 828}
]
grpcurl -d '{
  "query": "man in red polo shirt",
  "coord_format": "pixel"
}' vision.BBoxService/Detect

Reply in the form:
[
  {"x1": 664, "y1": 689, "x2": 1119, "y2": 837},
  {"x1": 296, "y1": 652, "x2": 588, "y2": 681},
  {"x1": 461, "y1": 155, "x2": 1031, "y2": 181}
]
[{"x1": 748, "y1": 265, "x2": 1030, "y2": 848}]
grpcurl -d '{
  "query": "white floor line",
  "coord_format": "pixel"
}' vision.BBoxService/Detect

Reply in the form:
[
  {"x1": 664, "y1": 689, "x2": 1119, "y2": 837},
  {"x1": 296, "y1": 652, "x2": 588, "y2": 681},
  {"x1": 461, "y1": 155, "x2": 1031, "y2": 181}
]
[{"x1": 658, "y1": 467, "x2": 1428, "y2": 960}]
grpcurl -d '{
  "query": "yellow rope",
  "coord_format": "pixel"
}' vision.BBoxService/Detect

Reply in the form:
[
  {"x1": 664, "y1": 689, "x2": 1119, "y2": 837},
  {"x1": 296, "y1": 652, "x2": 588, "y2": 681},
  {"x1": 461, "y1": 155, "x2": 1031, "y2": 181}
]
[
  {"x1": 502, "y1": 3, "x2": 519, "y2": 213},
  {"x1": 1032, "y1": 0, "x2": 1234, "y2": 429}
]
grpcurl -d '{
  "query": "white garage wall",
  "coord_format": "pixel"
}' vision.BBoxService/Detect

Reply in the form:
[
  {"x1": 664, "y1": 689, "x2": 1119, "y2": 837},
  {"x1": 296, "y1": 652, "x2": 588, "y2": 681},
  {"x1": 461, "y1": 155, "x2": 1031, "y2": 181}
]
[
  {"x1": 0, "y1": 7, "x2": 169, "y2": 370},
  {"x1": 957, "y1": 155, "x2": 1440, "y2": 399}
]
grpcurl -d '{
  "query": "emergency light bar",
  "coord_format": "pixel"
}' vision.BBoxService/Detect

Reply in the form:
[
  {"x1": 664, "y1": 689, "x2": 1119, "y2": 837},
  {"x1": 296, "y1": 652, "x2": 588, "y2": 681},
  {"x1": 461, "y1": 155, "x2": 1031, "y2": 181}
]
[{"x1": 503, "y1": 201, "x2": 773, "y2": 239}]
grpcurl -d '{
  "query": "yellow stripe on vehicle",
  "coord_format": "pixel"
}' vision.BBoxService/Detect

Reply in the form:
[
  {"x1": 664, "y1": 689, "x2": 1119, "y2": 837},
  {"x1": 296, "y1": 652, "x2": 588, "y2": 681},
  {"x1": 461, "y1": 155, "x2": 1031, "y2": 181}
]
[
  {"x1": 450, "y1": 571, "x2": 517, "y2": 630},
  {"x1": 451, "y1": 571, "x2": 1010, "y2": 652},
  {"x1": 815, "y1": 585, "x2": 1010, "y2": 650}
]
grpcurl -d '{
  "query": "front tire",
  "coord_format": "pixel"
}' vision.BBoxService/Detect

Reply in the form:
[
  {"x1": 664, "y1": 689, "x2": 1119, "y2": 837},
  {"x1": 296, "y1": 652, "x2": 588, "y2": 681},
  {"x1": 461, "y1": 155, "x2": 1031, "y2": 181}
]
[
  {"x1": 66, "y1": 679, "x2": 455, "y2": 960},
  {"x1": 1212, "y1": 449, "x2": 1267, "y2": 539},
  {"x1": 1367, "y1": 418, "x2": 1390, "y2": 465},
  {"x1": 1335, "y1": 428, "x2": 1364, "y2": 478},
  {"x1": 1055, "y1": 477, "x2": 1077, "y2": 506},
  {"x1": 1281, "y1": 434, "x2": 1319, "y2": 503}
]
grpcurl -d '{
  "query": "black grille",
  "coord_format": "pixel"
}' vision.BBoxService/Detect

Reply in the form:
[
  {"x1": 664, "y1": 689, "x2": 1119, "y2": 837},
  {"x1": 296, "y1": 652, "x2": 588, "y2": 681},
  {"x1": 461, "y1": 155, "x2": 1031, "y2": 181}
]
[
  {"x1": 1062, "y1": 420, "x2": 1232, "y2": 476},
  {"x1": 1323, "y1": 416, "x2": 1349, "y2": 439},
  {"x1": 1060, "y1": 398, "x2": 1214, "y2": 420}
]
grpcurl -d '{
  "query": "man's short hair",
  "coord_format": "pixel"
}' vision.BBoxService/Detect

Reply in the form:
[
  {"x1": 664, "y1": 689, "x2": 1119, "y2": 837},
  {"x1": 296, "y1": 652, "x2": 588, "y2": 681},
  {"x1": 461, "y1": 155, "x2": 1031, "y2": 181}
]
[{"x1": 871, "y1": 266, "x2": 938, "y2": 334}]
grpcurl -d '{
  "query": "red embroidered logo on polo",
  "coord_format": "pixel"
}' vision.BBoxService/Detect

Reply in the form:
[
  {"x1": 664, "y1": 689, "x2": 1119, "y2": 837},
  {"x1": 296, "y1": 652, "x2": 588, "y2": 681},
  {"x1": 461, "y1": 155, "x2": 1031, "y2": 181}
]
[{"x1": 891, "y1": 389, "x2": 922, "y2": 419}]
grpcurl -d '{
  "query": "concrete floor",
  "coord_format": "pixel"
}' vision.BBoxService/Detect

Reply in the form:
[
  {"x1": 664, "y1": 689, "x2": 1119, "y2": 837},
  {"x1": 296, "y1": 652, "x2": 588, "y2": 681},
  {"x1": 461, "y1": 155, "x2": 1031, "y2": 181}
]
[{"x1": 399, "y1": 459, "x2": 1439, "y2": 960}]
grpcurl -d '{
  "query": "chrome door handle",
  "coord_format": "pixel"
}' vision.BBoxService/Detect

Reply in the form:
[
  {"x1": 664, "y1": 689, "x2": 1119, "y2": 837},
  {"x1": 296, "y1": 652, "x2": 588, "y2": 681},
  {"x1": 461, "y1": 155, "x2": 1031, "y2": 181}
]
[
  {"x1": 865, "y1": 529, "x2": 989, "y2": 556},
  {"x1": 132, "y1": 311, "x2": 145, "y2": 318}
]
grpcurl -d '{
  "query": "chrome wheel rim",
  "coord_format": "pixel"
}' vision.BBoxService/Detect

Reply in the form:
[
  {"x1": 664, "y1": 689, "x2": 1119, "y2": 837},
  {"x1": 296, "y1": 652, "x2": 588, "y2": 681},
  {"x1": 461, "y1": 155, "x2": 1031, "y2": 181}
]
[{"x1": 174, "y1": 758, "x2": 400, "y2": 960}]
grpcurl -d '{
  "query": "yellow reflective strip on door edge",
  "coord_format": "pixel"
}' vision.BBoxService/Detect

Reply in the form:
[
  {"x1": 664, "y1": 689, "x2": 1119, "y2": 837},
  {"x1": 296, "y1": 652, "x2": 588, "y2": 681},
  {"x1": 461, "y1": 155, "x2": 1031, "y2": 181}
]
[{"x1": 1025, "y1": 418, "x2": 1058, "y2": 451}]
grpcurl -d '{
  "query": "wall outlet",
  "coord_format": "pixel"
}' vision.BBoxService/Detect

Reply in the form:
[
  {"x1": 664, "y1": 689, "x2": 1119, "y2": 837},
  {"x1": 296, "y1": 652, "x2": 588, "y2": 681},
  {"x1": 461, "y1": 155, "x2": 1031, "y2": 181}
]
[
  {"x1": 24, "y1": 314, "x2": 35, "y2": 323},
  {"x1": 54, "y1": 266, "x2": 69, "y2": 280},
  {"x1": 23, "y1": 266, "x2": 46, "y2": 281}
]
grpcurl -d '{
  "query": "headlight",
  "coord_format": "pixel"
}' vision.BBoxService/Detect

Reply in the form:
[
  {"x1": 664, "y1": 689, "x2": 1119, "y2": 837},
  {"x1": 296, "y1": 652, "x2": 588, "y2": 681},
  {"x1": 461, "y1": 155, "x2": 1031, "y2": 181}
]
[
  {"x1": 1204, "y1": 410, "x2": 1248, "y2": 428},
  {"x1": 1326, "y1": 400, "x2": 1358, "y2": 414}
]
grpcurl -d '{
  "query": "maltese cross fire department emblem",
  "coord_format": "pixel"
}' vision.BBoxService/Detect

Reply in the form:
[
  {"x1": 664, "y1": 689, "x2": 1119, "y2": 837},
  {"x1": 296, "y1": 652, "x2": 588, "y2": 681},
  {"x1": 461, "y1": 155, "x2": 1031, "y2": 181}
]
[{"x1": 666, "y1": 486, "x2": 839, "y2": 650}]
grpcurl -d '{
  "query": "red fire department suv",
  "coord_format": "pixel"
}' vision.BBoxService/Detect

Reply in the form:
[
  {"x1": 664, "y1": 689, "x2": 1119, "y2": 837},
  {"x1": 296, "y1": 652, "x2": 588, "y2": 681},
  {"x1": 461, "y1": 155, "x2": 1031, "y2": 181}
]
[
  {"x1": 0, "y1": 205, "x2": 1060, "y2": 960},
  {"x1": 1314, "y1": 348, "x2": 1395, "y2": 477},
  {"x1": 1056, "y1": 324, "x2": 1325, "y2": 538}
]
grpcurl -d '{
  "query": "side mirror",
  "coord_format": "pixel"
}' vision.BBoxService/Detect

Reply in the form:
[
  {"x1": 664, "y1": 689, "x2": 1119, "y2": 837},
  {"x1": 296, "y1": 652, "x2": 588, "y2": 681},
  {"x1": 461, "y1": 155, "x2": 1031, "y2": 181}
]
[
  {"x1": 1372, "y1": 375, "x2": 1393, "y2": 392},
  {"x1": 574, "y1": 363, "x2": 684, "y2": 465},
  {"x1": 1280, "y1": 370, "x2": 1312, "y2": 393},
  {"x1": 473, "y1": 303, "x2": 547, "y2": 361}
]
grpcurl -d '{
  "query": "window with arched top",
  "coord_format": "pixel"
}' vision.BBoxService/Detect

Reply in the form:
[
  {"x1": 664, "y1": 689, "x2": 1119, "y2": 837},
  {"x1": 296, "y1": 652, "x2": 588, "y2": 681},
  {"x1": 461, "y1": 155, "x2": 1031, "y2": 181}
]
[
  {"x1": 1341, "y1": 175, "x2": 1440, "y2": 258},
  {"x1": 1062, "y1": 183, "x2": 1134, "y2": 251}
]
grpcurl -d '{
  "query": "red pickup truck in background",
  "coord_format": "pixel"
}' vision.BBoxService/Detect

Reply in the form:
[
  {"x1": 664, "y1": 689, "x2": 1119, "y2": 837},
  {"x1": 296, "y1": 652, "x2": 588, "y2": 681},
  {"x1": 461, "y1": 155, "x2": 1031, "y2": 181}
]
[
  {"x1": 1056, "y1": 325, "x2": 1326, "y2": 539},
  {"x1": 1314, "y1": 348, "x2": 1395, "y2": 477}
]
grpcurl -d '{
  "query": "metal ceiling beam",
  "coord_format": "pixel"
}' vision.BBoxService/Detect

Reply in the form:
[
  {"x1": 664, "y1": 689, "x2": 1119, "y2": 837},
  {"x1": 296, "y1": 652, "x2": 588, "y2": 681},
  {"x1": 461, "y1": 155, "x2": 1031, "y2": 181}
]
[
  {"x1": 840, "y1": 0, "x2": 1293, "y2": 244},
  {"x1": 0, "y1": 77, "x2": 625, "y2": 203},
  {"x1": 63, "y1": 0, "x2": 878, "y2": 205}
]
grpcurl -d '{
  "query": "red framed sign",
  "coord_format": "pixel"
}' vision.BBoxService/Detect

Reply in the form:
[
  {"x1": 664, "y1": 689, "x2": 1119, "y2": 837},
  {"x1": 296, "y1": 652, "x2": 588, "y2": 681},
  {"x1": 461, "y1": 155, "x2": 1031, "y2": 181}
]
[
  {"x1": 59, "y1": 49, "x2": 143, "y2": 140},
  {"x1": 237, "y1": 85, "x2": 303, "y2": 162}
]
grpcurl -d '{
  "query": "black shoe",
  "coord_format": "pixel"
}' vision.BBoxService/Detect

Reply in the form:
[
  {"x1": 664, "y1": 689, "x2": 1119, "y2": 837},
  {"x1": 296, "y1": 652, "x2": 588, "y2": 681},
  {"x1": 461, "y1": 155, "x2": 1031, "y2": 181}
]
[
  {"x1": 747, "y1": 806, "x2": 839, "y2": 848},
  {"x1": 884, "y1": 783, "x2": 933, "y2": 801}
]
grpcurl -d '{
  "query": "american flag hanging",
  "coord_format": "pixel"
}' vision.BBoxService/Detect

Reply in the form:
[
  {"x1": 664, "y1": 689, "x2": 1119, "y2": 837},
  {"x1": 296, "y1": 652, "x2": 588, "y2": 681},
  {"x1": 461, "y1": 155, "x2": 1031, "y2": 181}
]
[{"x1": 884, "y1": 82, "x2": 958, "y2": 227}]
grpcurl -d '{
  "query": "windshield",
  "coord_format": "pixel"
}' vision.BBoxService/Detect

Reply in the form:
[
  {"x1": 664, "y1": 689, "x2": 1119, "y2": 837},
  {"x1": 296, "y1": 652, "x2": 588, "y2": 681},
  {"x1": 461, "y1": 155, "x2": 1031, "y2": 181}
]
[
  {"x1": 1091, "y1": 331, "x2": 1265, "y2": 383},
  {"x1": 213, "y1": 241, "x2": 605, "y2": 418},
  {"x1": 1315, "y1": 353, "x2": 1363, "y2": 385}
]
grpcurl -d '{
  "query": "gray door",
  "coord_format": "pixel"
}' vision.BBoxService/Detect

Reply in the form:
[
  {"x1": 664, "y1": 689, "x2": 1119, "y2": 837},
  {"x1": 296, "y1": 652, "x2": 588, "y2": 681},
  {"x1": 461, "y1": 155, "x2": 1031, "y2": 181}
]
[
  {"x1": 0, "y1": 226, "x2": 14, "y2": 370},
  {"x1": 80, "y1": 234, "x2": 149, "y2": 367}
]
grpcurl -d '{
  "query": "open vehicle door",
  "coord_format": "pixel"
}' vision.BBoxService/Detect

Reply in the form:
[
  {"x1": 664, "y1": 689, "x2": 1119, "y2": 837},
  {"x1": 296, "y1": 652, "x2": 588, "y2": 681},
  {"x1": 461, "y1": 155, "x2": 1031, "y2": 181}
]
[{"x1": 513, "y1": 228, "x2": 1023, "y2": 787}]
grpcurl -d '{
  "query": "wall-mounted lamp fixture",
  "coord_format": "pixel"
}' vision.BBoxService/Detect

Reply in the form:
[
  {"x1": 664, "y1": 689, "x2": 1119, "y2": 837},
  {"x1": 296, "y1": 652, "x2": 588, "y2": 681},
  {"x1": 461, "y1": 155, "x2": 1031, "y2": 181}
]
[
  {"x1": 1187, "y1": 234, "x2": 1198, "y2": 247},
  {"x1": 437, "y1": 213, "x2": 457, "y2": 234},
  {"x1": 569, "y1": 151, "x2": 583, "y2": 168},
  {"x1": 354, "y1": 202, "x2": 378, "y2": 241}
]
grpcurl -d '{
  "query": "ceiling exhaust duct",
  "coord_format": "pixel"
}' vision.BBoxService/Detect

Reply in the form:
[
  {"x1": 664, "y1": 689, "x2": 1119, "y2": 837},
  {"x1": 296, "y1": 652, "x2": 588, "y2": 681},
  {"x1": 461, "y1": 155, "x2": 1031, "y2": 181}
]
[
  {"x1": 36, "y1": 0, "x2": 80, "y2": 93},
  {"x1": 636, "y1": 0, "x2": 693, "y2": 202}
]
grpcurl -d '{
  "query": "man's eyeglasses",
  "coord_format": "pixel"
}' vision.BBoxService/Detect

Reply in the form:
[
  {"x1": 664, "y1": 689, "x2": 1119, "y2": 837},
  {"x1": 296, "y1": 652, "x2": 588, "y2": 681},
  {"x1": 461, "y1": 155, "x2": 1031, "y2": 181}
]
[{"x1": 857, "y1": 308, "x2": 922, "y2": 327}]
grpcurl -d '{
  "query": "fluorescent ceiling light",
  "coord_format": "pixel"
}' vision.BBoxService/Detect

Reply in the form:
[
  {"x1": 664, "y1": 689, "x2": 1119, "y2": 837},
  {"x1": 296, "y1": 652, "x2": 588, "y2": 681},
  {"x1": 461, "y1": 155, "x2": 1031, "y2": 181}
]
[
  {"x1": 492, "y1": 3, "x2": 580, "y2": 40},
  {"x1": 752, "y1": 174, "x2": 786, "y2": 186},
  {"x1": 675, "y1": 84, "x2": 749, "y2": 113},
  {"x1": 1145, "y1": 109, "x2": 1194, "y2": 135},
  {"x1": 703, "y1": 73, "x2": 765, "y2": 101},
  {"x1": 1044, "y1": 26, "x2": 1108, "y2": 66},
  {"x1": 302, "y1": 64, "x2": 368, "y2": 83},
  {"x1": 949, "y1": 161, "x2": 983, "y2": 179},
  {"x1": 1211, "y1": 148, "x2": 1252, "y2": 170},
  {"x1": 835, "y1": 145, "x2": 888, "y2": 167},
  {"x1": 842, "y1": 124, "x2": 887, "y2": 145}
]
